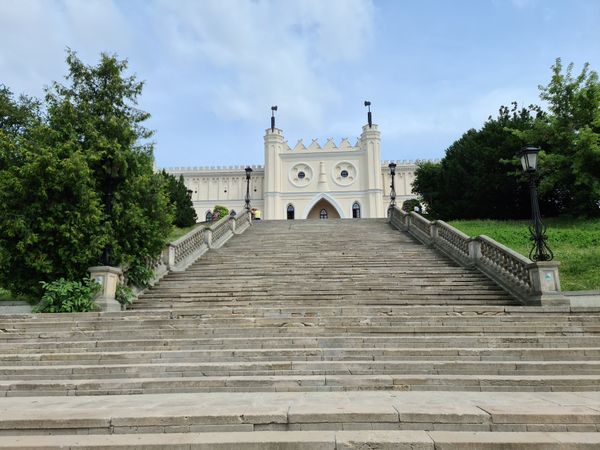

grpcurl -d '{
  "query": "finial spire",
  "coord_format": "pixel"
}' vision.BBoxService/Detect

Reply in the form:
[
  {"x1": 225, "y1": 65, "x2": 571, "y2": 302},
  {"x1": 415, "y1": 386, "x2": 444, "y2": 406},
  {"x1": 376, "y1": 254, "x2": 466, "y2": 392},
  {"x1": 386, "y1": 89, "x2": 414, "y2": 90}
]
[
  {"x1": 364, "y1": 101, "x2": 372, "y2": 128},
  {"x1": 271, "y1": 105, "x2": 278, "y2": 131}
]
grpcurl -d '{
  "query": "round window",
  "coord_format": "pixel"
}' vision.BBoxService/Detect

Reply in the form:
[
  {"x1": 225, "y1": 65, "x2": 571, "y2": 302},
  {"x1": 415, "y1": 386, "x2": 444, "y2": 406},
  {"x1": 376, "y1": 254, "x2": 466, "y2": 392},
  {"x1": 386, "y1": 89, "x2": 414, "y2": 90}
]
[
  {"x1": 340, "y1": 170, "x2": 349, "y2": 178},
  {"x1": 298, "y1": 171, "x2": 306, "y2": 179}
]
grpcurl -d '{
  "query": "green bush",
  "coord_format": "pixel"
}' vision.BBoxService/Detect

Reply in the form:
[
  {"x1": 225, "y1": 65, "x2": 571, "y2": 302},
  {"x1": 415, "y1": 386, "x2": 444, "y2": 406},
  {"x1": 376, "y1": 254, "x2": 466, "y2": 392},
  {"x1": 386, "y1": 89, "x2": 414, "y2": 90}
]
[
  {"x1": 126, "y1": 260, "x2": 154, "y2": 288},
  {"x1": 212, "y1": 205, "x2": 229, "y2": 220},
  {"x1": 33, "y1": 278, "x2": 100, "y2": 313},
  {"x1": 115, "y1": 284, "x2": 135, "y2": 309}
]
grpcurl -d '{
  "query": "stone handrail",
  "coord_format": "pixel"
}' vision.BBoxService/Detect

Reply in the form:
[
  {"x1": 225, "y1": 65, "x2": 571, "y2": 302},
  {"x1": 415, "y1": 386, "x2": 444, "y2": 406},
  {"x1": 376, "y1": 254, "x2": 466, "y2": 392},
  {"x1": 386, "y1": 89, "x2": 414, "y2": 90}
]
[
  {"x1": 142, "y1": 210, "x2": 252, "y2": 285},
  {"x1": 388, "y1": 206, "x2": 567, "y2": 306},
  {"x1": 478, "y1": 235, "x2": 533, "y2": 294},
  {"x1": 171, "y1": 225, "x2": 206, "y2": 267}
]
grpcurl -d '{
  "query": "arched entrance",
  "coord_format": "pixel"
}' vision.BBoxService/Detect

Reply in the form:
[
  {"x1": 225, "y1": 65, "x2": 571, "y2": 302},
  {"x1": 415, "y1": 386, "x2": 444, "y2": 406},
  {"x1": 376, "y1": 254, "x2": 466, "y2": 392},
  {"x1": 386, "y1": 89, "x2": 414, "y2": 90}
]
[{"x1": 306, "y1": 198, "x2": 341, "y2": 220}]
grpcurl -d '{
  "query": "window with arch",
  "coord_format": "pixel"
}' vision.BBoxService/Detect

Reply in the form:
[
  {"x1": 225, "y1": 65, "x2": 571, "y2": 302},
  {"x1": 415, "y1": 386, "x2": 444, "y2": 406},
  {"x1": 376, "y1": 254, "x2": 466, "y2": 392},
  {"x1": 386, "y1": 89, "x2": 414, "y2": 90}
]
[
  {"x1": 319, "y1": 208, "x2": 328, "y2": 220},
  {"x1": 205, "y1": 210, "x2": 213, "y2": 222},
  {"x1": 287, "y1": 204, "x2": 295, "y2": 220},
  {"x1": 352, "y1": 202, "x2": 361, "y2": 219}
]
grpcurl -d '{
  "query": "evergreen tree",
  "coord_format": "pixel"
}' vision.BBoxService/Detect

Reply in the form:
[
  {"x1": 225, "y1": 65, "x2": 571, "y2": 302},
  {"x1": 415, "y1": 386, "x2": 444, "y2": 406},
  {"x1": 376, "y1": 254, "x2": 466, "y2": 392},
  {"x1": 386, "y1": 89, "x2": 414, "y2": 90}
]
[
  {"x1": 0, "y1": 51, "x2": 173, "y2": 296},
  {"x1": 45, "y1": 50, "x2": 173, "y2": 268},
  {"x1": 160, "y1": 171, "x2": 197, "y2": 228}
]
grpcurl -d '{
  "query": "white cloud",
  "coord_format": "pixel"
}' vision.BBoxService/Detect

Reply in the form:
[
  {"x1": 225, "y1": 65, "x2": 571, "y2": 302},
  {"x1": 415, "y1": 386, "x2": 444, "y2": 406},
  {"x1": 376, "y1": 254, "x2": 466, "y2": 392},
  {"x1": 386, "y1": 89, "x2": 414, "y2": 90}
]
[
  {"x1": 152, "y1": 0, "x2": 375, "y2": 129},
  {"x1": 0, "y1": 0, "x2": 131, "y2": 97}
]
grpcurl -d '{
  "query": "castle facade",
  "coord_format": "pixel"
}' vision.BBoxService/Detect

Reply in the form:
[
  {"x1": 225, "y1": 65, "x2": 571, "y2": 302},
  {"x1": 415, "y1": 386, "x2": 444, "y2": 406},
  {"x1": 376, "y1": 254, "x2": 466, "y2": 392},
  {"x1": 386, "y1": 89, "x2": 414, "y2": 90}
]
[{"x1": 164, "y1": 123, "x2": 418, "y2": 221}]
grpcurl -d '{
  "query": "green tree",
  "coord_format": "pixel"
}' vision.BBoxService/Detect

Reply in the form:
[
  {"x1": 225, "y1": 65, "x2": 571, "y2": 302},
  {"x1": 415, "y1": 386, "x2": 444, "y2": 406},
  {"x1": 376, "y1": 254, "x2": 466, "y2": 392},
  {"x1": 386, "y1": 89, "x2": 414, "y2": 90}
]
[
  {"x1": 0, "y1": 89, "x2": 106, "y2": 297},
  {"x1": 161, "y1": 171, "x2": 198, "y2": 227},
  {"x1": 45, "y1": 50, "x2": 173, "y2": 269},
  {"x1": 0, "y1": 51, "x2": 173, "y2": 297},
  {"x1": 413, "y1": 104, "x2": 539, "y2": 220},
  {"x1": 516, "y1": 59, "x2": 600, "y2": 217}
]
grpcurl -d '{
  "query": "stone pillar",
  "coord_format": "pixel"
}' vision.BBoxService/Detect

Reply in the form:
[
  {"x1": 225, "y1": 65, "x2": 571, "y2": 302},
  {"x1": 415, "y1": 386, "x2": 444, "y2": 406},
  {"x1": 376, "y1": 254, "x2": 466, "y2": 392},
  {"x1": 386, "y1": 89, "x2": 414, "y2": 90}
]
[
  {"x1": 88, "y1": 266, "x2": 122, "y2": 312},
  {"x1": 528, "y1": 261, "x2": 570, "y2": 306}
]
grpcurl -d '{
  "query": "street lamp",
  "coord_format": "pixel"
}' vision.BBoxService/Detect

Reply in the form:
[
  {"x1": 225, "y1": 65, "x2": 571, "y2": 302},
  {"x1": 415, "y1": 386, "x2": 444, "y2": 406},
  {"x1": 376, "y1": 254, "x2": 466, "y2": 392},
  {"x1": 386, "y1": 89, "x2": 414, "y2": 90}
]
[
  {"x1": 520, "y1": 146, "x2": 553, "y2": 261},
  {"x1": 388, "y1": 162, "x2": 397, "y2": 214},
  {"x1": 271, "y1": 106, "x2": 278, "y2": 131},
  {"x1": 364, "y1": 101, "x2": 372, "y2": 128},
  {"x1": 244, "y1": 166, "x2": 253, "y2": 211}
]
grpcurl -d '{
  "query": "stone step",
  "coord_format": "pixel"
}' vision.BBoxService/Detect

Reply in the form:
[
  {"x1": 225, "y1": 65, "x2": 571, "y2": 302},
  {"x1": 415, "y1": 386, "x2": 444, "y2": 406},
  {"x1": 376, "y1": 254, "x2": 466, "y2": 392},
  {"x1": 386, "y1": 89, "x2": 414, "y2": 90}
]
[
  {"x1": 0, "y1": 391, "x2": 599, "y2": 434},
  {"x1": 3, "y1": 374, "x2": 600, "y2": 396},
  {"x1": 4, "y1": 336, "x2": 600, "y2": 354},
  {"x1": 3, "y1": 347, "x2": 600, "y2": 365},
  {"x1": 2, "y1": 430, "x2": 599, "y2": 449},
  {"x1": 3, "y1": 360, "x2": 600, "y2": 380}
]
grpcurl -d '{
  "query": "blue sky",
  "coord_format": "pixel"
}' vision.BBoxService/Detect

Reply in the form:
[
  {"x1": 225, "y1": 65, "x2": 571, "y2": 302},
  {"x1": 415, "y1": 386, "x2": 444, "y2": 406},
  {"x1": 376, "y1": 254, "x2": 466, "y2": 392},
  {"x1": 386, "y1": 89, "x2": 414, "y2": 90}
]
[{"x1": 1, "y1": 0, "x2": 599, "y2": 168}]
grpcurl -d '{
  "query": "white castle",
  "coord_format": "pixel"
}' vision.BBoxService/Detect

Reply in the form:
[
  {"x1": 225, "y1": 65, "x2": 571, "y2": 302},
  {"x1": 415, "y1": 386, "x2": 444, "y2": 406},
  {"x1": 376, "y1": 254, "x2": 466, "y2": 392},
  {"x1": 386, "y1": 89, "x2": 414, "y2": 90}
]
[{"x1": 164, "y1": 121, "x2": 419, "y2": 221}]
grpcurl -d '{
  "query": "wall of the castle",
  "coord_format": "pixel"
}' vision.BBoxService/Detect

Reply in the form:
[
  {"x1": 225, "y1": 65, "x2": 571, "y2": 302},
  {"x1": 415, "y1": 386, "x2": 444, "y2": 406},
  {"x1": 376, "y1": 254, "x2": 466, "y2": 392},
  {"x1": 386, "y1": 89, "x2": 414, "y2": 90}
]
[{"x1": 164, "y1": 124, "x2": 420, "y2": 221}]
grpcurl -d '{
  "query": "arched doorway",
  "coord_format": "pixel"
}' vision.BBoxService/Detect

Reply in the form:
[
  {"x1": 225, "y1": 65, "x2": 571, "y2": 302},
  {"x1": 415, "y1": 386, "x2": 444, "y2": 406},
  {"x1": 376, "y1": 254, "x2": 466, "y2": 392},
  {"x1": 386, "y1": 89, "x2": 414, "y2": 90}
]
[{"x1": 307, "y1": 198, "x2": 341, "y2": 220}]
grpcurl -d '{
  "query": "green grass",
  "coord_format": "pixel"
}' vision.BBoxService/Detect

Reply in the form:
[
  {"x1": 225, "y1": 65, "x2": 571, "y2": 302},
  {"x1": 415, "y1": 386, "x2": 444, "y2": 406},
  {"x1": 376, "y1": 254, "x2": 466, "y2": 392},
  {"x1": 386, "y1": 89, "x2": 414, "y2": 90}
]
[
  {"x1": 167, "y1": 223, "x2": 205, "y2": 242},
  {"x1": 449, "y1": 218, "x2": 600, "y2": 292}
]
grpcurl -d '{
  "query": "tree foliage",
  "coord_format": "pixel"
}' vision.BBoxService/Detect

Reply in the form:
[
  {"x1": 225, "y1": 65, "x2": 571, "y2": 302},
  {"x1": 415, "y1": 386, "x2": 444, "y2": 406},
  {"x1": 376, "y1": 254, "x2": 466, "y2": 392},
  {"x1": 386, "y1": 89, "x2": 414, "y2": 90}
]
[
  {"x1": 516, "y1": 59, "x2": 600, "y2": 217},
  {"x1": 0, "y1": 51, "x2": 173, "y2": 297},
  {"x1": 413, "y1": 59, "x2": 600, "y2": 219},
  {"x1": 161, "y1": 171, "x2": 197, "y2": 227},
  {"x1": 413, "y1": 103, "x2": 540, "y2": 220}
]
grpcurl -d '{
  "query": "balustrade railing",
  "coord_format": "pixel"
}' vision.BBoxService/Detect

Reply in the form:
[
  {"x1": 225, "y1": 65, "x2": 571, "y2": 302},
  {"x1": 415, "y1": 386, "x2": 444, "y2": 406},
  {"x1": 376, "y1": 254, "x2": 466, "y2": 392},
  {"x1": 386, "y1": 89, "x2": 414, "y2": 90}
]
[
  {"x1": 478, "y1": 235, "x2": 533, "y2": 294},
  {"x1": 171, "y1": 226, "x2": 206, "y2": 267},
  {"x1": 435, "y1": 220, "x2": 470, "y2": 264},
  {"x1": 388, "y1": 206, "x2": 566, "y2": 306}
]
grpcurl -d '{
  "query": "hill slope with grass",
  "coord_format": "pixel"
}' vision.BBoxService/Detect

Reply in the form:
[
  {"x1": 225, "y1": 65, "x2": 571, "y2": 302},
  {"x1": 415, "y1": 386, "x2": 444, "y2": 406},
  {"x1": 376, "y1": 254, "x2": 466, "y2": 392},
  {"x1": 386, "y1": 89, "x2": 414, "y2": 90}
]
[{"x1": 449, "y1": 219, "x2": 600, "y2": 291}]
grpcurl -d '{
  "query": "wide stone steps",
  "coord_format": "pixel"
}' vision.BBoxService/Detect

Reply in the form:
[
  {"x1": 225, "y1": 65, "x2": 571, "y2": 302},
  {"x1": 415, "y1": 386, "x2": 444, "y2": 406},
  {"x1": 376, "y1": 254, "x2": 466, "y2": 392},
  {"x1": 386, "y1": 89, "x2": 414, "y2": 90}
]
[
  {"x1": 1, "y1": 219, "x2": 597, "y2": 447},
  {"x1": 134, "y1": 218, "x2": 516, "y2": 310}
]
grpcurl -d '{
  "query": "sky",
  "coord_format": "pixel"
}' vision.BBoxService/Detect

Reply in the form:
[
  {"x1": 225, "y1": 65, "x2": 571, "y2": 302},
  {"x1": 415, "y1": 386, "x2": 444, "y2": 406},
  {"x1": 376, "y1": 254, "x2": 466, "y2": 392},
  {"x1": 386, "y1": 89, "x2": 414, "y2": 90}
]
[{"x1": 1, "y1": 0, "x2": 599, "y2": 169}]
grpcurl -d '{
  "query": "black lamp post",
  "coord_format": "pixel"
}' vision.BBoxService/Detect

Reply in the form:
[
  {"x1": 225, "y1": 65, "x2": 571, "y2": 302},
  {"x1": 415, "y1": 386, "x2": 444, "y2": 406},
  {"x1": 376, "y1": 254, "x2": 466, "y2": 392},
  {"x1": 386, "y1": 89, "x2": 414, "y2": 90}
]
[
  {"x1": 364, "y1": 101, "x2": 372, "y2": 128},
  {"x1": 388, "y1": 162, "x2": 397, "y2": 213},
  {"x1": 244, "y1": 166, "x2": 253, "y2": 211},
  {"x1": 271, "y1": 106, "x2": 278, "y2": 131},
  {"x1": 520, "y1": 146, "x2": 553, "y2": 261}
]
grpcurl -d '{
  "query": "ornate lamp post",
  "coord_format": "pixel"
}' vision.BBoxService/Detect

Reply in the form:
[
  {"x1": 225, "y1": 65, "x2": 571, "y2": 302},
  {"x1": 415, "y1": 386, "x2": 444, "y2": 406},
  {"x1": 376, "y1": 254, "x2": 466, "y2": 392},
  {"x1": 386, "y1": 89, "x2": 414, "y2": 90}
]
[
  {"x1": 244, "y1": 166, "x2": 253, "y2": 211},
  {"x1": 388, "y1": 162, "x2": 397, "y2": 214},
  {"x1": 520, "y1": 146, "x2": 553, "y2": 261}
]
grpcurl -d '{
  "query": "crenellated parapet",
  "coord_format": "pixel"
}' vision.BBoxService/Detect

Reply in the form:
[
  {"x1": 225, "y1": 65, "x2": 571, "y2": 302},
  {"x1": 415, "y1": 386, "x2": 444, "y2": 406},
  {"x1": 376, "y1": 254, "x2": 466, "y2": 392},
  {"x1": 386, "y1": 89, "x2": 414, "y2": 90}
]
[
  {"x1": 286, "y1": 137, "x2": 359, "y2": 152},
  {"x1": 164, "y1": 164, "x2": 265, "y2": 174}
]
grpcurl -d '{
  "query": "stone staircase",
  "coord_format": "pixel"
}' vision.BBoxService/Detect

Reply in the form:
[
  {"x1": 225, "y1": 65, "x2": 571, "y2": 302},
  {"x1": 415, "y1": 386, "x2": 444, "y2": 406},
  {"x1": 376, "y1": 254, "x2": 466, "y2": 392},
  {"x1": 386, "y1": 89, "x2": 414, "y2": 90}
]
[{"x1": 0, "y1": 219, "x2": 599, "y2": 448}]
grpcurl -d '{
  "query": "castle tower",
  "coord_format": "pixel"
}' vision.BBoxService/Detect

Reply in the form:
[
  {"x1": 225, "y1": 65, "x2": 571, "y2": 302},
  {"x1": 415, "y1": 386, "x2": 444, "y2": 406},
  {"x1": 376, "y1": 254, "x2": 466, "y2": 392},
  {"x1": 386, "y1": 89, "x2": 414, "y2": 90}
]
[
  {"x1": 359, "y1": 124, "x2": 384, "y2": 218},
  {"x1": 263, "y1": 127, "x2": 285, "y2": 219}
]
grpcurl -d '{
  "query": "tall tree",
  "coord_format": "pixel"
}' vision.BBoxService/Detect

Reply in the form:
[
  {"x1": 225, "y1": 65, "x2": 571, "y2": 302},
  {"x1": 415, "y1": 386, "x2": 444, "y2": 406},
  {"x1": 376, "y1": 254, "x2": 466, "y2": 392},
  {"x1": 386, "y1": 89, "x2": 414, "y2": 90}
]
[
  {"x1": 516, "y1": 59, "x2": 600, "y2": 217},
  {"x1": 0, "y1": 51, "x2": 173, "y2": 297},
  {"x1": 45, "y1": 50, "x2": 173, "y2": 268},
  {"x1": 0, "y1": 88, "x2": 106, "y2": 297},
  {"x1": 161, "y1": 171, "x2": 198, "y2": 228},
  {"x1": 413, "y1": 104, "x2": 539, "y2": 220}
]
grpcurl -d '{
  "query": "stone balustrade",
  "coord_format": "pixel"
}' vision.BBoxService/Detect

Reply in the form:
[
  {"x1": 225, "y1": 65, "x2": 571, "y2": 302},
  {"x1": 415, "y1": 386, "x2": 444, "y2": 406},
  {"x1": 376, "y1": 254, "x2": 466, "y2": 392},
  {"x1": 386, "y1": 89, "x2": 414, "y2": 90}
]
[
  {"x1": 389, "y1": 206, "x2": 568, "y2": 306},
  {"x1": 133, "y1": 210, "x2": 252, "y2": 293}
]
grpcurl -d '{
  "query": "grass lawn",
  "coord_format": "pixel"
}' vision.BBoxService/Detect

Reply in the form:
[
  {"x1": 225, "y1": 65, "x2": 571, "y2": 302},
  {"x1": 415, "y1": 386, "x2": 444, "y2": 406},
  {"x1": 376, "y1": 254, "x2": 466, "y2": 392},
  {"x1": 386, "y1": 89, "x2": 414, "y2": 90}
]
[
  {"x1": 449, "y1": 218, "x2": 600, "y2": 292},
  {"x1": 167, "y1": 223, "x2": 205, "y2": 242}
]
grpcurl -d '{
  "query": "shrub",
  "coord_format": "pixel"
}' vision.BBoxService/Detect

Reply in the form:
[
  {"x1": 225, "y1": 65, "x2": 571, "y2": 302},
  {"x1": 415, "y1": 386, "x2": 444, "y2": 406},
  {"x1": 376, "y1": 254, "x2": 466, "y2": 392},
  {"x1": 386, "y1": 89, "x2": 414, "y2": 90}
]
[
  {"x1": 126, "y1": 260, "x2": 154, "y2": 288},
  {"x1": 115, "y1": 284, "x2": 135, "y2": 309},
  {"x1": 33, "y1": 278, "x2": 100, "y2": 313},
  {"x1": 212, "y1": 205, "x2": 229, "y2": 220}
]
